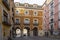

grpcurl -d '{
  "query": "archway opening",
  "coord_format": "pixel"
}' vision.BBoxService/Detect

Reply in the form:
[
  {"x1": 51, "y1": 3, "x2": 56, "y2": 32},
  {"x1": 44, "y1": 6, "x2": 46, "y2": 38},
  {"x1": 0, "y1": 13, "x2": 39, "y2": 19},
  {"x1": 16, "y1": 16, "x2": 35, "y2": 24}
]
[
  {"x1": 23, "y1": 27, "x2": 30, "y2": 36},
  {"x1": 15, "y1": 27, "x2": 21, "y2": 37},
  {"x1": 33, "y1": 27, "x2": 38, "y2": 36}
]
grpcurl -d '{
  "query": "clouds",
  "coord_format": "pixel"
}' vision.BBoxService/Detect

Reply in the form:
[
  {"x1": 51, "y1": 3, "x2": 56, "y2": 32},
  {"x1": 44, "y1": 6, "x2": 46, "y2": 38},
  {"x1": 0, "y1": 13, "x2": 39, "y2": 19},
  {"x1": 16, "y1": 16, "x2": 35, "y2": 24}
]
[{"x1": 14, "y1": 0, "x2": 46, "y2": 5}]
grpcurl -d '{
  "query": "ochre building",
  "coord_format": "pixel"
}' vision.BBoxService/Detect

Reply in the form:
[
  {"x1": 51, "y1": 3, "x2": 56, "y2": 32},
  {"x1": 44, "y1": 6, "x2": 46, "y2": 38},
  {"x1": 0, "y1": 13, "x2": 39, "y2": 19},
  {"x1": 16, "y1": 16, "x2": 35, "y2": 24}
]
[
  {"x1": 0, "y1": 0, "x2": 14, "y2": 40},
  {"x1": 14, "y1": 2, "x2": 44, "y2": 37}
]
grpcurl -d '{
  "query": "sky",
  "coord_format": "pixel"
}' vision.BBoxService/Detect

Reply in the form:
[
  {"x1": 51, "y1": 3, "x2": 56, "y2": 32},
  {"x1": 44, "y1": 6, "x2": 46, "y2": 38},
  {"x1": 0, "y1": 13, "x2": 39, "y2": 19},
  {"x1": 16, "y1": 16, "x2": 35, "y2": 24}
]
[{"x1": 14, "y1": 0, "x2": 46, "y2": 6}]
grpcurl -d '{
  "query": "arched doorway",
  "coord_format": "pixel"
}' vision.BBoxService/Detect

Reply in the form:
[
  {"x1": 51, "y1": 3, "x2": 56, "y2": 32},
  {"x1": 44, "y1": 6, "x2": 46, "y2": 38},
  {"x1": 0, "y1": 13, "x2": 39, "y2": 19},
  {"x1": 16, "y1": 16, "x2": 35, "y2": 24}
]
[
  {"x1": 15, "y1": 27, "x2": 21, "y2": 37},
  {"x1": 23, "y1": 27, "x2": 30, "y2": 36},
  {"x1": 33, "y1": 27, "x2": 38, "y2": 36}
]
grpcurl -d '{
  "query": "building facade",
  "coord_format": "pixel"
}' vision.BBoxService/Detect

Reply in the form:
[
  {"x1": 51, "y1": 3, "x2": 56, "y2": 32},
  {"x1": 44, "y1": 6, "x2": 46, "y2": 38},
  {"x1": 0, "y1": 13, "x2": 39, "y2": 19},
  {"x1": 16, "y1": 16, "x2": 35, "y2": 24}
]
[
  {"x1": 43, "y1": 0, "x2": 60, "y2": 36},
  {"x1": 43, "y1": 2, "x2": 50, "y2": 36},
  {"x1": 0, "y1": 0, "x2": 14, "y2": 40},
  {"x1": 58, "y1": 0, "x2": 60, "y2": 34},
  {"x1": 14, "y1": 2, "x2": 44, "y2": 37}
]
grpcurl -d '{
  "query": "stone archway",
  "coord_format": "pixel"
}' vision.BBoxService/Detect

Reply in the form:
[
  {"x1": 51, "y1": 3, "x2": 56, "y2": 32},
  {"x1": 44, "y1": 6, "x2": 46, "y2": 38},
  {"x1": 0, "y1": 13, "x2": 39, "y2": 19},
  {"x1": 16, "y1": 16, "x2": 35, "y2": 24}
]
[
  {"x1": 15, "y1": 27, "x2": 21, "y2": 37},
  {"x1": 33, "y1": 27, "x2": 38, "y2": 36},
  {"x1": 23, "y1": 27, "x2": 30, "y2": 36}
]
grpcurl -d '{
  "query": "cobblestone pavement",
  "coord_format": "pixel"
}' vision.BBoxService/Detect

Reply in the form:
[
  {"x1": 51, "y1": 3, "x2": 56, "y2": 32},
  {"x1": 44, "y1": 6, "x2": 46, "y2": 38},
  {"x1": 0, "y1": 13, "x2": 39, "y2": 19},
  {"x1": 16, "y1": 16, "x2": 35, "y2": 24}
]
[{"x1": 13, "y1": 36, "x2": 60, "y2": 40}]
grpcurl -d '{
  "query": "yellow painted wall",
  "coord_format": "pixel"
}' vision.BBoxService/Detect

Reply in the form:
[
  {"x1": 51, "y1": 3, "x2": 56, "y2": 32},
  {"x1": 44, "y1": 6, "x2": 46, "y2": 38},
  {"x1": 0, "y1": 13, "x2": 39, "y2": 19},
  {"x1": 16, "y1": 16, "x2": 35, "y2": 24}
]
[
  {"x1": 0, "y1": 0, "x2": 13, "y2": 39},
  {"x1": 38, "y1": 11, "x2": 43, "y2": 16},
  {"x1": 3, "y1": 25, "x2": 10, "y2": 37},
  {"x1": 0, "y1": 5, "x2": 2, "y2": 23}
]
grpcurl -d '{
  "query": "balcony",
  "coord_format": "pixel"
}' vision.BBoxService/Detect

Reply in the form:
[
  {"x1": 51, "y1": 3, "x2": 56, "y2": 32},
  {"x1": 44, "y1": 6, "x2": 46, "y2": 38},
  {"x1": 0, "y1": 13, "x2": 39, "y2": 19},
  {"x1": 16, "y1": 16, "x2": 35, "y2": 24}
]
[
  {"x1": 14, "y1": 22, "x2": 20, "y2": 25},
  {"x1": 2, "y1": 0, "x2": 10, "y2": 10},
  {"x1": 2, "y1": 18, "x2": 11, "y2": 26},
  {"x1": 24, "y1": 21, "x2": 30, "y2": 25},
  {"x1": 33, "y1": 23, "x2": 39, "y2": 26}
]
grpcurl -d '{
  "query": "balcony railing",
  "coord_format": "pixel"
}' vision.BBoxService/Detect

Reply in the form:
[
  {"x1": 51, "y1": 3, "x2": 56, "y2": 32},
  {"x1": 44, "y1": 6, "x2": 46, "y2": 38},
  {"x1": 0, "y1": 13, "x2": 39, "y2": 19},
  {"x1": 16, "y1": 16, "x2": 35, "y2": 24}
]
[
  {"x1": 24, "y1": 22, "x2": 30, "y2": 25},
  {"x1": 2, "y1": 18, "x2": 11, "y2": 26},
  {"x1": 2, "y1": 0, "x2": 10, "y2": 10},
  {"x1": 33, "y1": 23, "x2": 39, "y2": 26},
  {"x1": 14, "y1": 22, "x2": 20, "y2": 25}
]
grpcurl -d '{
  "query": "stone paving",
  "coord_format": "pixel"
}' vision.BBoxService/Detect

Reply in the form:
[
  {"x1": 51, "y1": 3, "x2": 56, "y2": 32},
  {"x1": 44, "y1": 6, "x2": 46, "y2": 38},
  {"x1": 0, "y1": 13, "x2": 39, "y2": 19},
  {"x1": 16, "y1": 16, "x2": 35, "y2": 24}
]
[{"x1": 13, "y1": 36, "x2": 60, "y2": 40}]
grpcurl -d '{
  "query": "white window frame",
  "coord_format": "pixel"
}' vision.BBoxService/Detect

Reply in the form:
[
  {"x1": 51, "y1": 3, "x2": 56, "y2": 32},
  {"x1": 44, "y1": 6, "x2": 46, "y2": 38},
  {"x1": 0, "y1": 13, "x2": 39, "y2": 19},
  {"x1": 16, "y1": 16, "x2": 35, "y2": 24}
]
[
  {"x1": 15, "y1": 3, "x2": 19, "y2": 7},
  {"x1": 16, "y1": 10, "x2": 19, "y2": 14},
  {"x1": 33, "y1": 11, "x2": 38, "y2": 16},
  {"x1": 24, "y1": 10, "x2": 29, "y2": 15},
  {"x1": 25, "y1": 4, "x2": 28, "y2": 7}
]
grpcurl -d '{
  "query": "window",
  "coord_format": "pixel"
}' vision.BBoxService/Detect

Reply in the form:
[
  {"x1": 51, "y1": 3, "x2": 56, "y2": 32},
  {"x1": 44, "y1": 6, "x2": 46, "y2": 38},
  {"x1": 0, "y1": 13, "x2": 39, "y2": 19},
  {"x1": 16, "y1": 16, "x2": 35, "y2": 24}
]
[
  {"x1": 33, "y1": 19, "x2": 38, "y2": 23},
  {"x1": 24, "y1": 10, "x2": 29, "y2": 15},
  {"x1": 25, "y1": 5, "x2": 28, "y2": 7},
  {"x1": 45, "y1": 10, "x2": 46, "y2": 12},
  {"x1": 24, "y1": 18, "x2": 30, "y2": 23},
  {"x1": 24, "y1": 19, "x2": 29, "y2": 22},
  {"x1": 16, "y1": 10, "x2": 19, "y2": 14},
  {"x1": 50, "y1": 11, "x2": 53, "y2": 16},
  {"x1": 3, "y1": 10, "x2": 8, "y2": 22},
  {"x1": 34, "y1": 20, "x2": 37, "y2": 23},
  {"x1": 50, "y1": 19, "x2": 53, "y2": 23},
  {"x1": 33, "y1": 5, "x2": 37, "y2": 8},
  {"x1": 25, "y1": 4, "x2": 28, "y2": 7},
  {"x1": 50, "y1": 1, "x2": 54, "y2": 9},
  {"x1": 16, "y1": 3, "x2": 19, "y2": 6},
  {"x1": 51, "y1": 24, "x2": 53, "y2": 30},
  {"x1": 33, "y1": 11, "x2": 38, "y2": 16},
  {"x1": 15, "y1": 19, "x2": 19, "y2": 23},
  {"x1": 12, "y1": 8, "x2": 14, "y2": 12},
  {"x1": 25, "y1": 19, "x2": 29, "y2": 21}
]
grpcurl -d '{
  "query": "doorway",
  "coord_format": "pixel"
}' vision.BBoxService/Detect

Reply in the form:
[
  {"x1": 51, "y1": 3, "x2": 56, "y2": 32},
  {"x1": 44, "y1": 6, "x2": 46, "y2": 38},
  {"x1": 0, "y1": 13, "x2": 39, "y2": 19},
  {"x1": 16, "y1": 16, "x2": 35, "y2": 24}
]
[{"x1": 33, "y1": 27, "x2": 38, "y2": 36}]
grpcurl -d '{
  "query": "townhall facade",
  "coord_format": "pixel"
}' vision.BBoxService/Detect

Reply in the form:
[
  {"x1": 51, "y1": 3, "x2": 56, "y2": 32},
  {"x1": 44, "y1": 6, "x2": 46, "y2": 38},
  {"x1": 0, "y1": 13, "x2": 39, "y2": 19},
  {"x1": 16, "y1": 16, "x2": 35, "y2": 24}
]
[{"x1": 14, "y1": 2, "x2": 44, "y2": 37}]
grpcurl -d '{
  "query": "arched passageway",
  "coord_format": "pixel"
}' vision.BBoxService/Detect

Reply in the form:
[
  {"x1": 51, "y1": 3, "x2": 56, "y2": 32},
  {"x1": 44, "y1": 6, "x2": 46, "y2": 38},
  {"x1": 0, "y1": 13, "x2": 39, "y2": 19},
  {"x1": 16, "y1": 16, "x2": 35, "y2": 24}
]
[
  {"x1": 33, "y1": 27, "x2": 38, "y2": 36},
  {"x1": 23, "y1": 27, "x2": 30, "y2": 36},
  {"x1": 15, "y1": 27, "x2": 21, "y2": 37}
]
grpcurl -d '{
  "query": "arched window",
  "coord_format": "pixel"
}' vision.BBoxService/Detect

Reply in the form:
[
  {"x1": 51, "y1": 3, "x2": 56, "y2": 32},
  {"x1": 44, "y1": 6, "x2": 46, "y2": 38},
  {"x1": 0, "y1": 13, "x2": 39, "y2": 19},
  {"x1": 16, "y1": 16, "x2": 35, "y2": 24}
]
[
  {"x1": 24, "y1": 18, "x2": 30, "y2": 24},
  {"x1": 15, "y1": 19, "x2": 19, "y2": 23},
  {"x1": 25, "y1": 4, "x2": 28, "y2": 7},
  {"x1": 15, "y1": 3, "x2": 19, "y2": 7},
  {"x1": 33, "y1": 19, "x2": 38, "y2": 23},
  {"x1": 33, "y1": 4, "x2": 37, "y2": 8}
]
